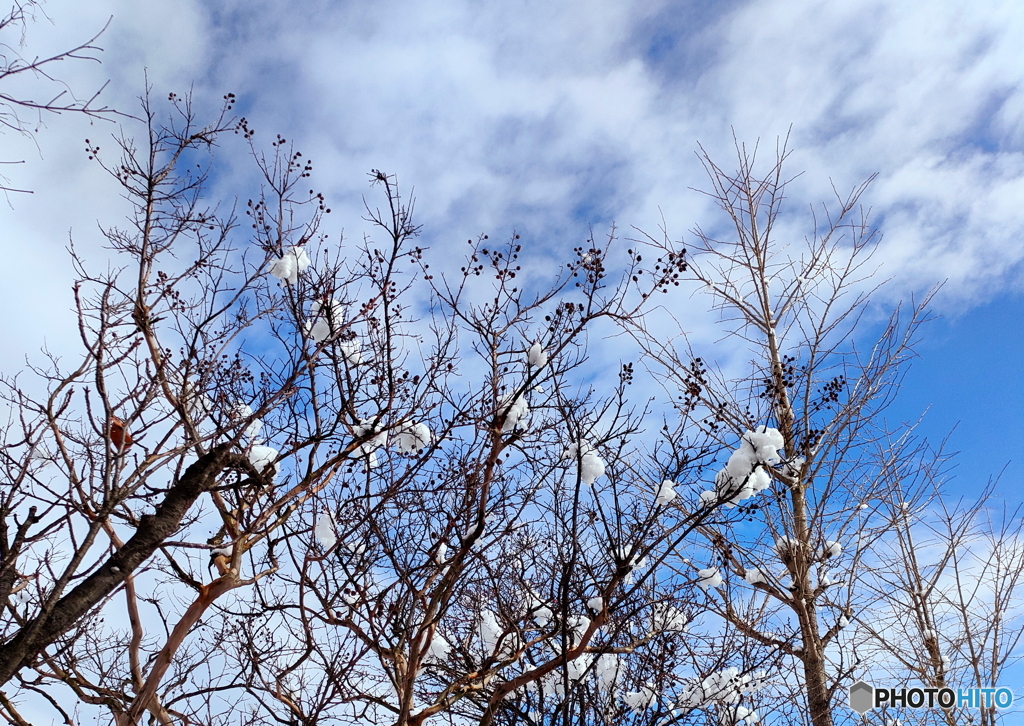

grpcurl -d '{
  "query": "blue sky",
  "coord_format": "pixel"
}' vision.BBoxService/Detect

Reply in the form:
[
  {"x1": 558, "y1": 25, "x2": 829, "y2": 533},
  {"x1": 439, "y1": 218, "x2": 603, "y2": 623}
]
[
  {"x1": 886, "y1": 293, "x2": 1024, "y2": 504},
  {"x1": 0, "y1": 0, "x2": 1021, "y2": 503}
]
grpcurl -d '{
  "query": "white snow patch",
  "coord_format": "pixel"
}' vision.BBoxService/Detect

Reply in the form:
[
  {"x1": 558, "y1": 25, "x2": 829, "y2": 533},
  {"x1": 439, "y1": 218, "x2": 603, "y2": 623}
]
[
  {"x1": 353, "y1": 418, "x2": 389, "y2": 467},
  {"x1": 499, "y1": 393, "x2": 529, "y2": 432},
  {"x1": 773, "y1": 536, "x2": 801, "y2": 559},
  {"x1": 434, "y1": 541, "x2": 448, "y2": 564},
  {"x1": 248, "y1": 445, "x2": 279, "y2": 479},
  {"x1": 720, "y1": 705, "x2": 761, "y2": 725},
  {"x1": 595, "y1": 653, "x2": 621, "y2": 690},
  {"x1": 527, "y1": 342, "x2": 548, "y2": 368},
  {"x1": 211, "y1": 544, "x2": 234, "y2": 558},
  {"x1": 267, "y1": 246, "x2": 311, "y2": 285},
  {"x1": 426, "y1": 632, "x2": 450, "y2": 662},
  {"x1": 743, "y1": 426, "x2": 785, "y2": 464},
  {"x1": 614, "y1": 546, "x2": 648, "y2": 584},
  {"x1": 565, "y1": 653, "x2": 593, "y2": 681},
  {"x1": 305, "y1": 299, "x2": 345, "y2": 343},
  {"x1": 744, "y1": 567, "x2": 767, "y2": 586},
  {"x1": 477, "y1": 609, "x2": 517, "y2": 658},
  {"x1": 314, "y1": 511, "x2": 337, "y2": 550},
  {"x1": 231, "y1": 403, "x2": 263, "y2": 439},
  {"x1": 697, "y1": 567, "x2": 723, "y2": 591},
  {"x1": 526, "y1": 592, "x2": 552, "y2": 627},
  {"x1": 711, "y1": 426, "x2": 783, "y2": 507},
  {"x1": 562, "y1": 440, "x2": 606, "y2": 484},
  {"x1": 394, "y1": 421, "x2": 432, "y2": 454},
  {"x1": 566, "y1": 614, "x2": 591, "y2": 646},
  {"x1": 624, "y1": 684, "x2": 658, "y2": 714},
  {"x1": 675, "y1": 667, "x2": 767, "y2": 711},
  {"x1": 650, "y1": 603, "x2": 689, "y2": 633}
]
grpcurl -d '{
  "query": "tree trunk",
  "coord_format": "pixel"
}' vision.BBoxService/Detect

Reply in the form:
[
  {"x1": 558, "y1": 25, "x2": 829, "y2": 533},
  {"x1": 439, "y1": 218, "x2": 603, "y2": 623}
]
[
  {"x1": 800, "y1": 609, "x2": 834, "y2": 726},
  {"x1": 0, "y1": 444, "x2": 238, "y2": 685}
]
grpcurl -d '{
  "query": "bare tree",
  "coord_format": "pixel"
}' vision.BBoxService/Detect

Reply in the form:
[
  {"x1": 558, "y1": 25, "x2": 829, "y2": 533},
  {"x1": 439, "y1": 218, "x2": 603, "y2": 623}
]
[
  {"x1": 0, "y1": 92, "x2": 777, "y2": 726},
  {"x1": 860, "y1": 461, "x2": 1024, "y2": 726},
  {"x1": 625, "y1": 136, "x2": 947, "y2": 726}
]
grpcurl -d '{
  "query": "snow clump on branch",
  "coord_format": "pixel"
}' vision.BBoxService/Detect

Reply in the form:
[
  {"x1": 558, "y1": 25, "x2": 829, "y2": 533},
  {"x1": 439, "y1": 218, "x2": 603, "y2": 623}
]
[
  {"x1": 743, "y1": 426, "x2": 785, "y2": 464},
  {"x1": 650, "y1": 603, "x2": 689, "y2": 633},
  {"x1": 231, "y1": 403, "x2": 263, "y2": 439},
  {"x1": 305, "y1": 299, "x2": 343, "y2": 343},
  {"x1": 394, "y1": 421, "x2": 433, "y2": 454},
  {"x1": 338, "y1": 339, "x2": 363, "y2": 365},
  {"x1": 774, "y1": 536, "x2": 802, "y2": 555},
  {"x1": 499, "y1": 393, "x2": 529, "y2": 432},
  {"x1": 719, "y1": 705, "x2": 761, "y2": 725},
  {"x1": 527, "y1": 342, "x2": 548, "y2": 368},
  {"x1": 425, "y1": 632, "x2": 450, "y2": 663},
  {"x1": 624, "y1": 684, "x2": 658, "y2": 714},
  {"x1": 178, "y1": 378, "x2": 211, "y2": 420},
  {"x1": 700, "y1": 426, "x2": 784, "y2": 507},
  {"x1": 565, "y1": 653, "x2": 594, "y2": 681},
  {"x1": 314, "y1": 511, "x2": 337, "y2": 550},
  {"x1": 477, "y1": 609, "x2": 518, "y2": 659},
  {"x1": 525, "y1": 591, "x2": 552, "y2": 627},
  {"x1": 697, "y1": 567, "x2": 723, "y2": 591},
  {"x1": 433, "y1": 541, "x2": 448, "y2": 564},
  {"x1": 210, "y1": 543, "x2": 233, "y2": 559},
  {"x1": 594, "y1": 654, "x2": 621, "y2": 690},
  {"x1": 743, "y1": 567, "x2": 767, "y2": 586},
  {"x1": 566, "y1": 614, "x2": 592, "y2": 646},
  {"x1": 248, "y1": 445, "x2": 279, "y2": 480},
  {"x1": 353, "y1": 418, "x2": 388, "y2": 469},
  {"x1": 656, "y1": 479, "x2": 677, "y2": 505},
  {"x1": 267, "y1": 246, "x2": 311, "y2": 285},
  {"x1": 674, "y1": 667, "x2": 766, "y2": 723},
  {"x1": 562, "y1": 440, "x2": 606, "y2": 485},
  {"x1": 614, "y1": 546, "x2": 648, "y2": 584},
  {"x1": 304, "y1": 299, "x2": 363, "y2": 364}
]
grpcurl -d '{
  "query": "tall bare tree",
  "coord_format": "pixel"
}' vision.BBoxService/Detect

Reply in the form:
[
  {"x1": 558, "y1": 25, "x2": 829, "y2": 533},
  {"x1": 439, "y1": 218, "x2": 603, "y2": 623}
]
[
  {"x1": 860, "y1": 464, "x2": 1024, "y2": 726},
  {"x1": 626, "y1": 137, "x2": 944, "y2": 726}
]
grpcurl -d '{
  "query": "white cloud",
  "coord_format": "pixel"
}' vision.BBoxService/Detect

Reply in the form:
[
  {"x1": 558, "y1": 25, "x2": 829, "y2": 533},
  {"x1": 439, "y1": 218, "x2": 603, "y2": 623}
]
[
  {"x1": 3, "y1": 0, "x2": 1022, "y2": 368},
  {"x1": 691, "y1": 0, "x2": 1024, "y2": 304}
]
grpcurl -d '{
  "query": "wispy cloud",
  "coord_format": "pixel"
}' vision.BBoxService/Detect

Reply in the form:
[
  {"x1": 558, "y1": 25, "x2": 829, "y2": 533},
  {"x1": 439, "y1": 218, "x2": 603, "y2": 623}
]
[{"x1": 2, "y1": 0, "x2": 1021, "y2": 359}]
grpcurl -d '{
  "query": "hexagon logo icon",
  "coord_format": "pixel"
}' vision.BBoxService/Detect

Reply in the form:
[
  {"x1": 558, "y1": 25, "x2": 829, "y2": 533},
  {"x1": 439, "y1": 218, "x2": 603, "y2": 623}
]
[{"x1": 849, "y1": 680, "x2": 874, "y2": 714}]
